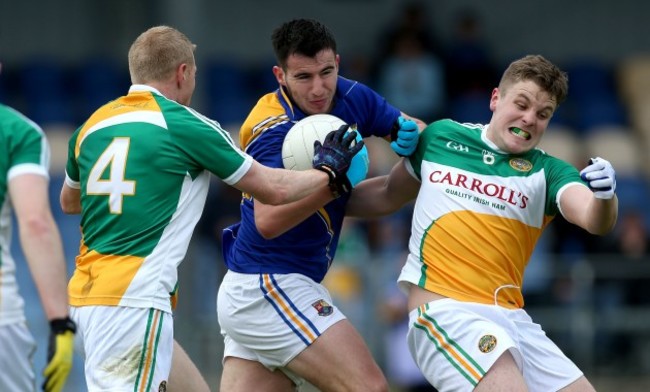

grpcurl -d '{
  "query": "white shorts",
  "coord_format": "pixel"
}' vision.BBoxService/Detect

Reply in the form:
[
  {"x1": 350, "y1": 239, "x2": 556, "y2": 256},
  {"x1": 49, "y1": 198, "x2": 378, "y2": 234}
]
[
  {"x1": 0, "y1": 322, "x2": 37, "y2": 391},
  {"x1": 71, "y1": 306, "x2": 173, "y2": 392},
  {"x1": 408, "y1": 299, "x2": 583, "y2": 392},
  {"x1": 217, "y1": 271, "x2": 346, "y2": 381}
]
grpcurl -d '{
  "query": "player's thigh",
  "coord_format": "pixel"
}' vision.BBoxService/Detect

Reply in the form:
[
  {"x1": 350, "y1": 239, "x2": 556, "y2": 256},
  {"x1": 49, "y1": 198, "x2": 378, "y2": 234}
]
[
  {"x1": 558, "y1": 376, "x2": 596, "y2": 392},
  {"x1": 287, "y1": 319, "x2": 388, "y2": 392},
  {"x1": 221, "y1": 357, "x2": 295, "y2": 392},
  {"x1": 168, "y1": 339, "x2": 211, "y2": 392},
  {"x1": 73, "y1": 306, "x2": 173, "y2": 391},
  {"x1": 0, "y1": 323, "x2": 37, "y2": 392},
  {"x1": 475, "y1": 350, "x2": 527, "y2": 392},
  {"x1": 218, "y1": 271, "x2": 345, "y2": 368},
  {"x1": 515, "y1": 318, "x2": 585, "y2": 391},
  {"x1": 408, "y1": 300, "x2": 520, "y2": 391}
]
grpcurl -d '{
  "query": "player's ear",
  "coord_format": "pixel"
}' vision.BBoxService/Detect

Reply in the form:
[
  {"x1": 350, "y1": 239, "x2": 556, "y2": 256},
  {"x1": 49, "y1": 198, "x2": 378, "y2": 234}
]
[
  {"x1": 272, "y1": 65, "x2": 285, "y2": 86},
  {"x1": 176, "y1": 63, "x2": 187, "y2": 86},
  {"x1": 489, "y1": 88, "x2": 500, "y2": 112}
]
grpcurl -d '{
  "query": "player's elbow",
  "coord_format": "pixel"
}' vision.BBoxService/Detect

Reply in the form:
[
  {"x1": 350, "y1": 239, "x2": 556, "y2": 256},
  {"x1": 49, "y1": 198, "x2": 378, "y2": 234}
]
[
  {"x1": 20, "y1": 214, "x2": 53, "y2": 238},
  {"x1": 257, "y1": 227, "x2": 281, "y2": 240},
  {"x1": 254, "y1": 189, "x2": 290, "y2": 207},
  {"x1": 255, "y1": 217, "x2": 284, "y2": 240},
  {"x1": 60, "y1": 186, "x2": 81, "y2": 214},
  {"x1": 61, "y1": 204, "x2": 80, "y2": 214},
  {"x1": 60, "y1": 202, "x2": 81, "y2": 215}
]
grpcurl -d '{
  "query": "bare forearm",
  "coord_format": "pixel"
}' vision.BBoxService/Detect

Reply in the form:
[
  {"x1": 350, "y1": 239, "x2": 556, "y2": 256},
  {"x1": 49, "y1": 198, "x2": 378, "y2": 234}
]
[
  {"x1": 347, "y1": 160, "x2": 419, "y2": 218},
  {"x1": 346, "y1": 176, "x2": 397, "y2": 218},
  {"x1": 265, "y1": 168, "x2": 331, "y2": 205},
  {"x1": 561, "y1": 185, "x2": 619, "y2": 236},
  {"x1": 20, "y1": 218, "x2": 70, "y2": 320},
  {"x1": 255, "y1": 188, "x2": 335, "y2": 239},
  {"x1": 236, "y1": 162, "x2": 331, "y2": 206},
  {"x1": 584, "y1": 196, "x2": 618, "y2": 235},
  {"x1": 10, "y1": 175, "x2": 70, "y2": 320}
]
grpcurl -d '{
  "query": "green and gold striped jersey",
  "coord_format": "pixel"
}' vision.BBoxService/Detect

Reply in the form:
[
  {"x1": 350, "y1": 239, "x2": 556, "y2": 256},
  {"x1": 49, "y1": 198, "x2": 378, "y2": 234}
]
[
  {"x1": 399, "y1": 119, "x2": 586, "y2": 309},
  {"x1": 0, "y1": 103, "x2": 50, "y2": 325},
  {"x1": 65, "y1": 85, "x2": 252, "y2": 313}
]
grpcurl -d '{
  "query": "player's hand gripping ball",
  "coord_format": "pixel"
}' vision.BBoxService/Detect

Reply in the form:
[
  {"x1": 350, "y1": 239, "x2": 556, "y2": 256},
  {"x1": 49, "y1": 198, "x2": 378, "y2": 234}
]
[
  {"x1": 282, "y1": 114, "x2": 369, "y2": 187},
  {"x1": 312, "y1": 124, "x2": 365, "y2": 197}
]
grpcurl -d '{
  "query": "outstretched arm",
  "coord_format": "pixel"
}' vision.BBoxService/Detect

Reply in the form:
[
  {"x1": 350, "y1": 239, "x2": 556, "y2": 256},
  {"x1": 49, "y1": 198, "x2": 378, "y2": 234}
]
[
  {"x1": 560, "y1": 185, "x2": 618, "y2": 235},
  {"x1": 235, "y1": 126, "x2": 364, "y2": 238},
  {"x1": 560, "y1": 157, "x2": 618, "y2": 235},
  {"x1": 235, "y1": 161, "x2": 332, "y2": 206},
  {"x1": 346, "y1": 159, "x2": 419, "y2": 218}
]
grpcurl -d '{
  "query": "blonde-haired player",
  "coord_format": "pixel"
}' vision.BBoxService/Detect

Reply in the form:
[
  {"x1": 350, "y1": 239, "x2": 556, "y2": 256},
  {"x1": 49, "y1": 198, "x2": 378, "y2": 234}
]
[{"x1": 348, "y1": 54, "x2": 617, "y2": 391}]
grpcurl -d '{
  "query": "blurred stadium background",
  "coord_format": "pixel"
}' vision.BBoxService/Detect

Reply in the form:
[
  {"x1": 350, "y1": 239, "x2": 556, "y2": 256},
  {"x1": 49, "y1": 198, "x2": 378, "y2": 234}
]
[{"x1": 3, "y1": 0, "x2": 650, "y2": 390}]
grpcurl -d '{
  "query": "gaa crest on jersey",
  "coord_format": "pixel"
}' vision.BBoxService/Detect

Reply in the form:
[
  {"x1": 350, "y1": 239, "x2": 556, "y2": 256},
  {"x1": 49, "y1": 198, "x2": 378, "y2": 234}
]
[
  {"x1": 312, "y1": 299, "x2": 333, "y2": 316},
  {"x1": 158, "y1": 380, "x2": 167, "y2": 391},
  {"x1": 478, "y1": 334, "x2": 497, "y2": 353},
  {"x1": 509, "y1": 158, "x2": 533, "y2": 172}
]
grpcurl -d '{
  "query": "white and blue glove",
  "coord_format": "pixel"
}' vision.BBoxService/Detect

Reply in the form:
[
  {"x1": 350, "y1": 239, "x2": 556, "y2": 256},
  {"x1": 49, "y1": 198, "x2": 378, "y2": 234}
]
[
  {"x1": 347, "y1": 131, "x2": 369, "y2": 187},
  {"x1": 579, "y1": 157, "x2": 616, "y2": 199},
  {"x1": 390, "y1": 116, "x2": 419, "y2": 157}
]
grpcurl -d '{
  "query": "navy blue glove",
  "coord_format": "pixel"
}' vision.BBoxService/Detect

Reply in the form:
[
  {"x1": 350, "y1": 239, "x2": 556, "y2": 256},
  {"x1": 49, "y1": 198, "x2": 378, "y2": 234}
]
[
  {"x1": 313, "y1": 124, "x2": 365, "y2": 198},
  {"x1": 390, "y1": 116, "x2": 419, "y2": 157}
]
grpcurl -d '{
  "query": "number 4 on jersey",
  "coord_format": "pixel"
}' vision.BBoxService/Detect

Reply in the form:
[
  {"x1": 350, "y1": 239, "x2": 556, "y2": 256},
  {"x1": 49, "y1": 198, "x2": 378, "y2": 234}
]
[{"x1": 87, "y1": 137, "x2": 136, "y2": 214}]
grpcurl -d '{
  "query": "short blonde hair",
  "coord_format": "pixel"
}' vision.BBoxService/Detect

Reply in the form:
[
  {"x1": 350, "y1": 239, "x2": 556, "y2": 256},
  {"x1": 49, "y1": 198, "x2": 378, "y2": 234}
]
[
  {"x1": 128, "y1": 25, "x2": 196, "y2": 84},
  {"x1": 499, "y1": 54, "x2": 569, "y2": 105}
]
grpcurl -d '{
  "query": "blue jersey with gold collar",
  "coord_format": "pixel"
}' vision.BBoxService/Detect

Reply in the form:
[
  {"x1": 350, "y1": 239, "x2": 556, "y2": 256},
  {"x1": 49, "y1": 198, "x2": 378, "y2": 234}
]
[{"x1": 223, "y1": 76, "x2": 400, "y2": 282}]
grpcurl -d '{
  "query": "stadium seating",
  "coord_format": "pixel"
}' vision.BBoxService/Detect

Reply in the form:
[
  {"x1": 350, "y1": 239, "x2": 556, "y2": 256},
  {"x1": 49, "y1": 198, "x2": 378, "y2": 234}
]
[
  {"x1": 564, "y1": 60, "x2": 616, "y2": 102},
  {"x1": 617, "y1": 54, "x2": 650, "y2": 106},
  {"x1": 18, "y1": 59, "x2": 75, "y2": 126},
  {"x1": 573, "y1": 94, "x2": 628, "y2": 132},
  {"x1": 75, "y1": 57, "x2": 128, "y2": 122},
  {"x1": 537, "y1": 125, "x2": 585, "y2": 168},
  {"x1": 447, "y1": 91, "x2": 492, "y2": 124},
  {"x1": 562, "y1": 60, "x2": 627, "y2": 133},
  {"x1": 43, "y1": 124, "x2": 75, "y2": 175},
  {"x1": 247, "y1": 58, "x2": 280, "y2": 97},
  {"x1": 203, "y1": 59, "x2": 255, "y2": 127},
  {"x1": 583, "y1": 125, "x2": 642, "y2": 177}
]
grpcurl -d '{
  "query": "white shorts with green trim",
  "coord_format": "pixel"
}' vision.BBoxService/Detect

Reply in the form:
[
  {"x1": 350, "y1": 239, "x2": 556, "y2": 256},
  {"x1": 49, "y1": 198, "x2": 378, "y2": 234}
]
[
  {"x1": 407, "y1": 298, "x2": 583, "y2": 392},
  {"x1": 0, "y1": 322, "x2": 36, "y2": 391},
  {"x1": 71, "y1": 305, "x2": 173, "y2": 391}
]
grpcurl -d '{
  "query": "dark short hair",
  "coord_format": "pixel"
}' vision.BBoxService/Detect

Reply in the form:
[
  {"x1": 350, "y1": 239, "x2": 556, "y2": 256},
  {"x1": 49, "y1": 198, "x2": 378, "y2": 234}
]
[
  {"x1": 271, "y1": 19, "x2": 337, "y2": 69},
  {"x1": 499, "y1": 54, "x2": 569, "y2": 104}
]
